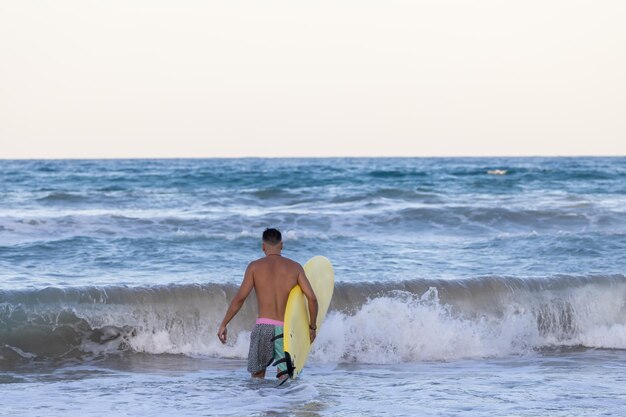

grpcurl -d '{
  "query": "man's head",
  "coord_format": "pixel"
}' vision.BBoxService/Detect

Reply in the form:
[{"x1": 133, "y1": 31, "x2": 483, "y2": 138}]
[{"x1": 262, "y1": 228, "x2": 283, "y2": 253}]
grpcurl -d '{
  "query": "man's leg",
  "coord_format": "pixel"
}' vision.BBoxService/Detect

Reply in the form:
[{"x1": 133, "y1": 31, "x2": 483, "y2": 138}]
[
  {"x1": 248, "y1": 324, "x2": 275, "y2": 378},
  {"x1": 273, "y1": 325, "x2": 289, "y2": 381},
  {"x1": 252, "y1": 369, "x2": 266, "y2": 379}
]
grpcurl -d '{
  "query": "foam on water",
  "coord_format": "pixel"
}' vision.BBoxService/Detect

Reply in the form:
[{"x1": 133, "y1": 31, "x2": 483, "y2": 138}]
[{"x1": 313, "y1": 285, "x2": 626, "y2": 363}]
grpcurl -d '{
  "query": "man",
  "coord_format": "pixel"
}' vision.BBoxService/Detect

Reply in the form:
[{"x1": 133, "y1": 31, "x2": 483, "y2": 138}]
[{"x1": 217, "y1": 228, "x2": 318, "y2": 379}]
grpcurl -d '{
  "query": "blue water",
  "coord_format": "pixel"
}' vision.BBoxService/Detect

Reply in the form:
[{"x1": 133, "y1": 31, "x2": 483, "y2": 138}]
[
  {"x1": 1, "y1": 157, "x2": 625, "y2": 416},
  {"x1": 2, "y1": 158, "x2": 625, "y2": 287}
]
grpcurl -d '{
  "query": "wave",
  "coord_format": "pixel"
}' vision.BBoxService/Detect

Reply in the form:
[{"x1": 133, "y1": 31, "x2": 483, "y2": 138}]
[
  {"x1": 379, "y1": 206, "x2": 622, "y2": 231},
  {"x1": 368, "y1": 170, "x2": 428, "y2": 179},
  {"x1": 1, "y1": 275, "x2": 625, "y2": 366},
  {"x1": 1, "y1": 201, "x2": 624, "y2": 245},
  {"x1": 37, "y1": 192, "x2": 90, "y2": 204}
]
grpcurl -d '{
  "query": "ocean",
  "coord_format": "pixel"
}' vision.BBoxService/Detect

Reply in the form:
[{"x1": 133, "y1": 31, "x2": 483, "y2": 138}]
[{"x1": 1, "y1": 157, "x2": 625, "y2": 416}]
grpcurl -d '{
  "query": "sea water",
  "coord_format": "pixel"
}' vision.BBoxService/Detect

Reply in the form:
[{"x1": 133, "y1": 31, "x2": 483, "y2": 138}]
[{"x1": 1, "y1": 158, "x2": 625, "y2": 416}]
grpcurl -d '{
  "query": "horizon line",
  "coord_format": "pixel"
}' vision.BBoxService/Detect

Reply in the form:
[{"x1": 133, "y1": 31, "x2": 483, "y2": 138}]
[{"x1": 1, "y1": 155, "x2": 625, "y2": 161}]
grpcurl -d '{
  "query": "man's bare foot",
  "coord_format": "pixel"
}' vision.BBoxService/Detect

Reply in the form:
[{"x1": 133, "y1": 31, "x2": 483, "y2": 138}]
[{"x1": 252, "y1": 370, "x2": 266, "y2": 379}]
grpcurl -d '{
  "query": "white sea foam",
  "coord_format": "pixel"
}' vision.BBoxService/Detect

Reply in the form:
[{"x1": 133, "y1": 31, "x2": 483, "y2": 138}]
[
  {"x1": 2, "y1": 277, "x2": 625, "y2": 364},
  {"x1": 311, "y1": 286, "x2": 626, "y2": 363},
  {"x1": 310, "y1": 290, "x2": 524, "y2": 362},
  {"x1": 117, "y1": 285, "x2": 626, "y2": 363}
]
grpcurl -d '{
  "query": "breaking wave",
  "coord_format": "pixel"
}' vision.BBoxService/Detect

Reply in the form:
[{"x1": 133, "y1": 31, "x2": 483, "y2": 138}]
[{"x1": 1, "y1": 275, "x2": 625, "y2": 366}]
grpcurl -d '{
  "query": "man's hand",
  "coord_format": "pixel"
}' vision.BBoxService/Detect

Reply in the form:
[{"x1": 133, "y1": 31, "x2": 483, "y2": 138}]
[
  {"x1": 217, "y1": 325, "x2": 228, "y2": 344},
  {"x1": 309, "y1": 328, "x2": 316, "y2": 343}
]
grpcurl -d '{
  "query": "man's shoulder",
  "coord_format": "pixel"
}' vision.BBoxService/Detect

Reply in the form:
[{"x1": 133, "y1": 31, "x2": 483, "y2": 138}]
[
  {"x1": 280, "y1": 256, "x2": 303, "y2": 270},
  {"x1": 248, "y1": 258, "x2": 264, "y2": 268}
]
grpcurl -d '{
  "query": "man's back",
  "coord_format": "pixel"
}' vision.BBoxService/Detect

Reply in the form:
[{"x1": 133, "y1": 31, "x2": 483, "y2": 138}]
[
  {"x1": 217, "y1": 228, "x2": 318, "y2": 379},
  {"x1": 250, "y1": 255, "x2": 301, "y2": 321}
]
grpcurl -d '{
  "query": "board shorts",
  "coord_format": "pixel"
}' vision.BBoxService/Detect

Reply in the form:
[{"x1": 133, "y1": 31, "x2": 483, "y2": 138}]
[{"x1": 247, "y1": 318, "x2": 289, "y2": 378}]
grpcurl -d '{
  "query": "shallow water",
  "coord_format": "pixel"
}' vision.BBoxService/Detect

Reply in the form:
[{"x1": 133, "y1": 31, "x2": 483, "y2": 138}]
[{"x1": 2, "y1": 350, "x2": 625, "y2": 416}]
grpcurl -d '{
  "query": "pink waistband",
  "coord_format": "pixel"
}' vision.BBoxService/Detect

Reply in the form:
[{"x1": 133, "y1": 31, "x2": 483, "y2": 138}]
[{"x1": 256, "y1": 317, "x2": 284, "y2": 326}]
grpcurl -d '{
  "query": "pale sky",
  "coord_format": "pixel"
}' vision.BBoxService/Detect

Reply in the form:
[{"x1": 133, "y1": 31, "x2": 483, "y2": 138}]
[{"x1": 1, "y1": 1, "x2": 625, "y2": 158}]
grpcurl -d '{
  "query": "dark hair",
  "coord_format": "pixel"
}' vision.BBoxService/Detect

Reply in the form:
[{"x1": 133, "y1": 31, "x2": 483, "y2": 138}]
[{"x1": 262, "y1": 228, "x2": 282, "y2": 245}]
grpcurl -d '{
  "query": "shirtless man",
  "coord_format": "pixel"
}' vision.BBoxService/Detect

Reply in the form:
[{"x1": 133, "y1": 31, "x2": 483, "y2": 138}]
[{"x1": 217, "y1": 228, "x2": 318, "y2": 379}]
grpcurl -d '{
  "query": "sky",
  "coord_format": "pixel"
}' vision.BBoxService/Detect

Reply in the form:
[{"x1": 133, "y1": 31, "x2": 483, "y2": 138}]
[{"x1": 1, "y1": 1, "x2": 625, "y2": 158}]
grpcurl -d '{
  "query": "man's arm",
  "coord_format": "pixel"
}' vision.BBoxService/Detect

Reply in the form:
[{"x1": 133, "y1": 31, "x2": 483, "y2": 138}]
[
  {"x1": 217, "y1": 263, "x2": 255, "y2": 344},
  {"x1": 297, "y1": 266, "x2": 318, "y2": 343}
]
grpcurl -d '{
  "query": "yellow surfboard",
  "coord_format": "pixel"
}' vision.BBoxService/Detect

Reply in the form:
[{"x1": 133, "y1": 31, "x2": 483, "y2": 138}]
[{"x1": 283, "y1": 256, "x2": 334, "y2": 379}]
